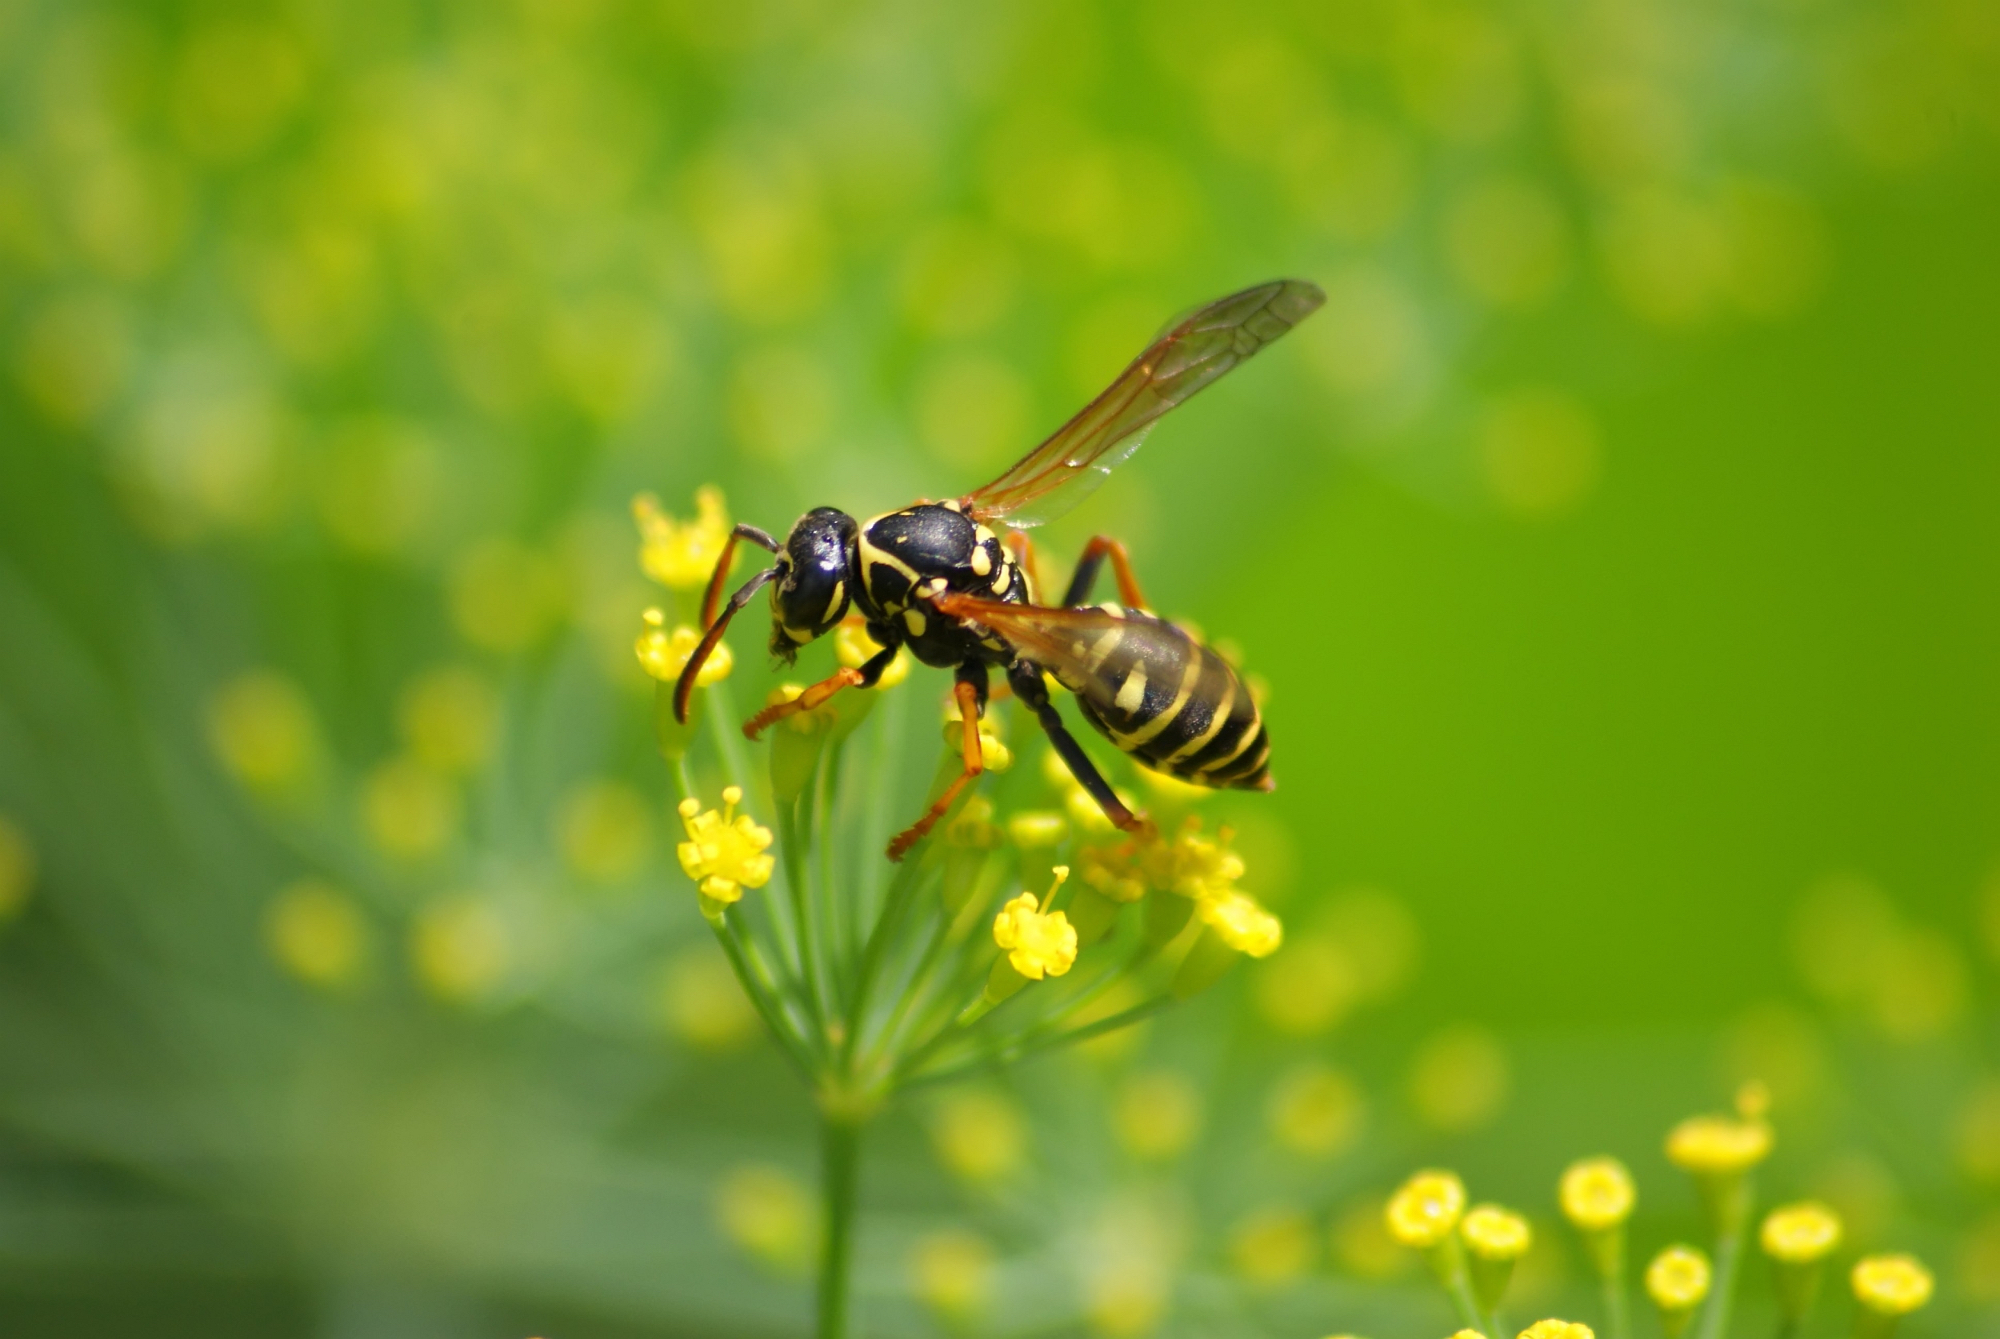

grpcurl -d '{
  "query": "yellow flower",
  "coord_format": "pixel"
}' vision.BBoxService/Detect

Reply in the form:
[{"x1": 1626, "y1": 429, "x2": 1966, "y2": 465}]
[
  {"x1": 1163, "y1": 818, "x2": 1245, "y2": 899},
  {"x1": 208, "y1": 669, "x2": 319, "y2": 792},
  {"x1": 1006, "y1": 809, "x2": 1069, "y2": 849},
  {"x1": 1450, "y1": 1332, "x2": 1489, "y2": 1339},
  {"x1": 1665, "y1": 1113, "x2": 1771, "y2": 1175},
  {"x1": 1760, "y1": 1201, "x2": 1841, "y2": 1264},
  {"x1": 635, "y1": 609, "x2": 734, "y2": 684},
  {"x1": 1385, "y1": 1169, "x2": 1467, "y2": 1248},
  {"x1": 1230, "y1": 1205, "x2": 1317, "y2": 1284},
  {"x1": 1517, "y1": 1323, "x2": 1593, "y2": 1339},
  {"x1": 992, "y1": 870, "x2": 1078, "y2": 980},
  {"x1": 634, "y1": 485, "x2": 730, "y2": 590},
  {"x1": 1462, "y1": 1205, "x2": 1532, "y2": 1260},
  {"x1": 1559, "y1": 1157, "x2": 1636, "y2": 1231},
  {"x1": 1645, "y1": 1245, "x2": 1711, "y2": 1312},
  {"x1": 1197, "y1": 888, "x2": 1283, "y2": 957},
  {"x1": 1849, "y1": 1254, "x2": 1933, "y2": 1315},
  {"x1": 834, "y1": 619, "x2": 909, "y2": 687},
  {"x1": 676, "y1": 786, "x2": 775, "y2": 906},
  {"x1": 1078, "y1": 840, "x2": 1149, "y2": 903}
]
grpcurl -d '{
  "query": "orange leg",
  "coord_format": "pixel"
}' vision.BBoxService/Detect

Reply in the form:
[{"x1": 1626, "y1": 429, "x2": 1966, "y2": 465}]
[
  {"x1": 1064, "y1": 536, "x2": 1148, "y2": 610},
  {"x1": 886, "y1": 679, "x2": 985, "y2": 862},
  {"x1": 1004, "y1": 530, "x2": 1044, "y2": 604},
  {"x1": 743, "y1": 667, "x2": 865, "y2": 740}
]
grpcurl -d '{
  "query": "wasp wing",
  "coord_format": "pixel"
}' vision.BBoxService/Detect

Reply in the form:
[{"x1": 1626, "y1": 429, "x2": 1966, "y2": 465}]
[
  {"x1": 959, "y1": 279, "x2": 1324, "y2": 529},
  {"x1": 931, "y1": 592, "x2": 1136, "y2": 670}
]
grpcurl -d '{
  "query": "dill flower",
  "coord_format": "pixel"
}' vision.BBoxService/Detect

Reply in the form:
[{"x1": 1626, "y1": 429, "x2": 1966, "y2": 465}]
[
  {"x1": 1761, "y1": 1201, "x2": 1841, "y2": 1264},
  {"x1": 634, "y1": 485, "x2": 730, "y2": 590},
  {"x1": 1462, "y1": 1204, "x2": 1532, "y2": 1315},
  {"x1": 676, "y1": 787, "x2": 774, "y2": 915},
  {"x1": 1197, "y1": 888, "x2": 1284, "y2": 957},
  {"x1": 1850, "y1": 1253, "x2": 1933, "y2": 1316},
  {"x1": 635, "y1": 608, "x2": 734, "y2": 684},
  {"x1": 1762, "y1": 1201, "x2": 1841, "y2": 1324},
  {"x1": 1517, "y1": 1322, "x2": 1592, "y2": 1339},
  {"x1": 991, "y1": 868, "x2": 1078, "y2": 981},
  {"x1": 1559, "y1": 1156, "x2": 1634, "y2": 1282},
  {"x1": 1645, "y1": 1245, "x2": 1710, "y2": 1339},
  {"x1": 1666, "y1": 1111, "x2": 1770, "y2": 1233},
  {"x1": 1163, "y1": 819, "x2": 1245, "y2": 899},
  {"x1": 1387, "y1": 1170, "x2": 1468, "y2": 1249},
  {"x1": 1450, "y1": 1332, "x2": 1489, "y2": 1339}
]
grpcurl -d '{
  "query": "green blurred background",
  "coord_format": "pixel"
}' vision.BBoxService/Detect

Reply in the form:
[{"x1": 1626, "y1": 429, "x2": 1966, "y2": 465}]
[{"x1": 0, "y1": 0, "x2": 1996, "y2": 1335}]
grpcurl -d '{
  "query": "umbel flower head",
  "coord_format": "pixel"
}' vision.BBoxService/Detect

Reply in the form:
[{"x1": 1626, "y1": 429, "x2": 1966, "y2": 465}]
[
  {"x1": 1850, "y1": 1253, "x2": 1933, "y2": 1316},
  {"x1": 636, "y1": 608, "x2": 734, "y2": 684},
  {"x1": 1760, "y1": 1201, "x2": 1841, "y2": 1264},
  {"x1": 1463, "y1": 1205, "x2": 1531, "y2": 1261},
  {"x1": 993, "y1": 867, "x2": 1079, "y2": 981},
  {"x1": 1559, "y1": 1156, "x2": 1635, "y2": 1232},
  {"x1": 1197, "y1": 888, "x2": 1283, "y2": 957},
  {"x1": 1385, "y1": 1169, "x2": 1467, "y2": 1248},
  {"x1": 1645, "y1": 1245, "x2": 1711, "y2": 1339},
  {"x1": 635, "y1": 485, "x2": 730, "y2": 590},
  {"x1": 677, "y1": 787, "x2": 774, "y2": 908}
]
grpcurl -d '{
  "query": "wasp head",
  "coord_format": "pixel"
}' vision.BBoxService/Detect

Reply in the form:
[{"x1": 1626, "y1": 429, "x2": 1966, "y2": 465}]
[{"x1": 769, "y1": 507, "x2": 857, "y2": 662}]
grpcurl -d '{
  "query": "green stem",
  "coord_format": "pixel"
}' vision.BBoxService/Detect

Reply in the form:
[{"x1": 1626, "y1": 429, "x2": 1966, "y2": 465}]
[
  {"x1": 1697, "y1": 1220, "x2": 1746, "y2": 1339},
  {"x1": 1604, "y1": 1257, "x2": 1632, "y2": 1339},
  {"x1": 816, "y1": 1113, "x2": 862, "y2": 1339},
  {"x1": 841, "y1": 849, "x2": 931, "y2": 1068},
  {"x1": 901, "y1": 996, "x2": 1171, "y2": 1088},
  {"x1": 705, "y1": 678, "x2": 752, "y2": 795},
  {"x1": 711, "y1": 913, "x2": 815, "y2": 1083}
]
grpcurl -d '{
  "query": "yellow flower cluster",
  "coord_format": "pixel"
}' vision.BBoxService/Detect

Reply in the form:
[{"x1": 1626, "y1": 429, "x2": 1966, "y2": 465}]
[
  {"x1": 1760, "y1": 1201, "x2": 1841, "y2": 1264},
  {"x1": 1559, "y1": 1156, "x2": 1635, "y2": 1231},
  {"x1": 992, "y1": 871, "x2": 1078, "y2": 981},
  {"x1": 1385, "y1": 1169, "x2": 1467, "y2": 1248},
  {"x1": 635, "y1": 608, "x2": 735, "y2": 684},
  {"x1": 1196, "y1": 888, "x2": 1284, "y2": 958},
  {"x1": 1461, "y1": 1205, "x2": 1531, "y2": 1261},
  {"x1": 1645, "y1": 1245, "x2": 1711, "y2": 1311},
  {"x1": 676, "y1": 787, "x2": 774, "y2": 906},
  {"x1": 1664, "y1": 1112, "x2": 1771, "y2": 1175},
  {"x1": 1075, "y1": 816, "x2": 1280, "y2": 957},
  {"x1": 1517, "y1": 1322, "x2": 1592, "y2": 1339},
  {"x1": 635, "y1": 486, "x2": 731, "y2": 590},
  {"x1": 1850, "y1": 1254, "x2": 1933, "y2": 1315}
]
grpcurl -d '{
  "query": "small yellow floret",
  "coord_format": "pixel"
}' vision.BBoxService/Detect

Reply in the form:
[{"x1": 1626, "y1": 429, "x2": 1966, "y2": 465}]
[
  {"x1": 634, "y1": 485, "x2": 730, "y2": 590},
  {"x1": 1517, "y1": 1322, "x2": 1592, "y2": 1339},
  {"x1": 1165, "y1": 820, "x2": 1245, "y2": 899},
  {"x1": 1560, "y1": 1157, "x2": 1636, "y2": 1231},
  {"x1": 834, "y1": 620, "x2": 909, "y2": 687},
  {"x1": 1385, "y1": 1169, "x2": 1467, "y2": 1248},
  {"x1": 1198, "y1": 888, "x2": 1283, "y2": 957},
  {"x1": 1005, "y1": 810, "x2": 1068, "y2": 849},
  {"x1": 992, "y1": 868, "x2": 1078, "y2": 980},
  {"x1": 1462, "y1": 1204, "x2": 1532, "y2": 1260},
  {"x1": 676, "y1": 786, "x2": 775, "y2": 905},
  {"x1": 1760, "y1": 1201, "x2": 1841, "y2": 1264},
  {"x1": 1665, "y1": 1114, "x2": 1771, "y2": 1175},
  {"x1": 1645, "y1": 1246, "x2": 1711, "y2": 1310},
  {"x1": 635, "y1": 610, "x2": 734, "y2": 685},
  {"x1": 1849, "y1": 1254, "x2": 1933, "y2": 1315}
]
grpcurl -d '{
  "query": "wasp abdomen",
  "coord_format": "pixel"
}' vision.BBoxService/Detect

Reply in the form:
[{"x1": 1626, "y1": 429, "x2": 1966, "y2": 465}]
[{"x1": 1060, "y1": 607, "x2": 1271, "y2": 791}]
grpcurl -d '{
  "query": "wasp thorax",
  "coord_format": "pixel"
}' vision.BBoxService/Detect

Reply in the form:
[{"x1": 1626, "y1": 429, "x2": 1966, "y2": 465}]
[{"x1": 770, "y1": 507, "x2": 858, "y2": 660}]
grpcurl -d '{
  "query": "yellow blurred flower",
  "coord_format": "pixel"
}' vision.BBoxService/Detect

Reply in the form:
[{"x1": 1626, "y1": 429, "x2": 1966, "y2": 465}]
[
  {"x1": 1006, "y1": 809, "x2": 1068, "y2": 849},
  {"x1": 657, "y1": 944, "x2": 757, "y2": 1051},
  {"x1": 993, "y1": 881, "x2": 1078, "y2": 980},
  {"x1": 676, "y1": 787, "x2": 774, "y2": 906},
  {"x1": 208, "y1": 670, "x2": 319, "y2": 793},
  {"x1": 0, "y1": 815, "x2": 36, "y2": 921},
  {"x1": 1516, "y1": 1322, "x2": 1592, "y2": 1339},
  {"x1": 834, "y1": 619, "x2": 910, "y2": 687},
  {"x1": 1229, "y1": 1205, "x2": 1317, "y2": 1284},
  {"x1": 1850, "y1": 1254, "x2": 1933, "y2": 1316},
  {"x1": 635, "y1": 610, "x2": 733, "y2": 684},
  {"x1": 1386, "y1": 1169, "x2": 1467, "y2": 1248},
  {"x1": 716, "y1": 1163, "x2": 817, "y2": 1273},
  {"x1": 1196, "y1": 889, "x2": 1282, "y2": 957},
  {"x1": 634, "y1": 486, "x2": 730, "y2": 590},
  {"x1": 1665, "y1": 1113, "x2": 1771, "y2": 1175},
  {"x1": 1410, "y1": 1026, "x2": 1510, "y2": 1132},
  {"x1": 360, "y1": 756, "x2": 460, "y2": 860},
  {"x1": 1559, "y1": 1157, "x2": 1635, "y2": 1231},
  {"x1": 411, "y1": 895, "x2": 509, "y2": 1002},
  {"x1": 929, "y1": 1088, "x2": 1025, "y2": 1186},
  {"x1": 910, "y1": 1229, "x2": 994, "y2": 1324},
  {"x1": 397, "y1": 665, "x2": 498, "y2": 774},
  {"x1": 1760, "y1": 1201, "x2": 1841, "y2": 1264},
  {"x1": 557, "y1": 779, "x2": 653, "y2": 882},
  {"x1": 1463, "y1": 1205, "x2": 1532, "y2": 1261},
  {"x1": 265, "y1": 878, "x2": 369, "y2": 988},
  {"x1": 1114, "y1": 1069, "x2": 1202, "y2": 1161},
  {"x1": 1645, "y1": 1245, "x2": 1710, "y2": 1333},
  {"x1": 1267, "y1": 1062, "x2": 1365, "y2": 1159}
]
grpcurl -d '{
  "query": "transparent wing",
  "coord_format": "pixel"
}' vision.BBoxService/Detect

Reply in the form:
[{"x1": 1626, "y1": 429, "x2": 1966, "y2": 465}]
[
  {"x1": 960, "y1": 278, "x2": 1325, "y2": 528},
  {"x1": 930, "y1": 593, "x2": 1146, "y2": 676}
]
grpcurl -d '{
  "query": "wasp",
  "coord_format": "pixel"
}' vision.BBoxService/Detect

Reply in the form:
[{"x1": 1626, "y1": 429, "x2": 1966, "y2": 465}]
[{"x1": 674, "y1": 279, "x2": 1324, "y2": 861}]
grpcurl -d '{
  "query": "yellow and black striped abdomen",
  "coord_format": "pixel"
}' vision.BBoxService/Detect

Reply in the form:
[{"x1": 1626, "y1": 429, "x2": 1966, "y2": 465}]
[{"x1": 1057, "y1": 607, "x2": 1271, "y2": 792}]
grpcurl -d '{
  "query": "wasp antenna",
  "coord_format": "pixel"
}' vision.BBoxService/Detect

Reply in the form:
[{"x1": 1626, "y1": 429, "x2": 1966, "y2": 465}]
[
  {"x1": 701, "y1": 524, "x2": 782, "y2": 629},
  {"x1": 675, "y1": 565, "x2": 778, "y2": 723}
]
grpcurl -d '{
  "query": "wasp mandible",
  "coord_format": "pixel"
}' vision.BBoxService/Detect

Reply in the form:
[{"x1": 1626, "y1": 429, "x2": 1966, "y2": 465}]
[{"x1": 675, "y1": 279, "x2": 1325, "y2": 861}]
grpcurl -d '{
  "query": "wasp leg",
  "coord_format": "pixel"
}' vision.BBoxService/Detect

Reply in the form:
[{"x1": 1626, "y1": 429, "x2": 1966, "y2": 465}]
[
  {"x1": 742, "y1": 641, "x2": 901, "y2": 740},
  {"x1": 674, "y1": 565, "x2": 779, "y2": 723},
  {"x1": 1063, "y1": 536, "x2": 1148, "y2": 610},
  {"x1": 1003, "y1": 530, "x2": 1044, "y2": 604},
  {"x1": 1008, "y1": 661, "x2": 1153, "y2": 838},
  {"x1": 701, "y1": 523, "x2": 783, "y2": 630},
  {"x1": 886, "y1": 665, "x2": 989, "y2": 863}
]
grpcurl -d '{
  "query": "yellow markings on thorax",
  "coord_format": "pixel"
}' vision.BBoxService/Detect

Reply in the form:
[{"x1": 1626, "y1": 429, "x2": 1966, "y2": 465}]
[
  {"x1": 971, "y1": 545, "x2": 992, "y2": 576},
  {"x1": 904, "y1": 607, "x2": 927, "y2": 636}
]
